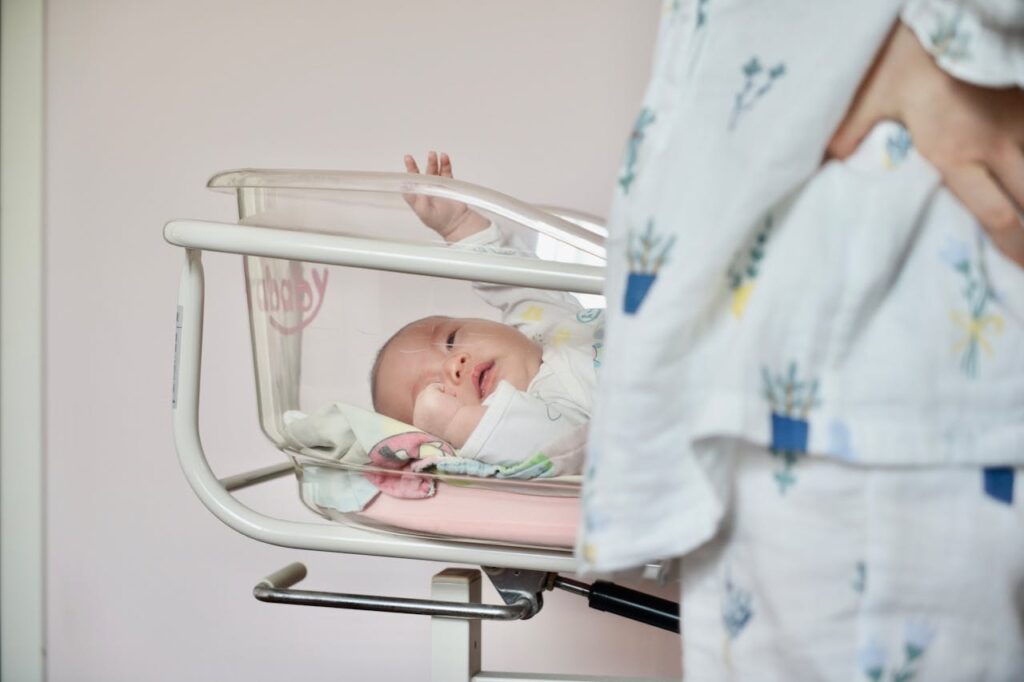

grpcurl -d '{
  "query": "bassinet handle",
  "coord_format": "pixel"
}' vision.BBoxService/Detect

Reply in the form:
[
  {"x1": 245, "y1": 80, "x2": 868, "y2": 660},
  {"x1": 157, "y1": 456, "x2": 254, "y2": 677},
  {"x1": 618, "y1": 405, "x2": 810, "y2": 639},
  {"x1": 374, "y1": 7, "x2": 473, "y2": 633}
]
[{"x1": 208, "y1": 169, "x2": 607, "y2": 259}]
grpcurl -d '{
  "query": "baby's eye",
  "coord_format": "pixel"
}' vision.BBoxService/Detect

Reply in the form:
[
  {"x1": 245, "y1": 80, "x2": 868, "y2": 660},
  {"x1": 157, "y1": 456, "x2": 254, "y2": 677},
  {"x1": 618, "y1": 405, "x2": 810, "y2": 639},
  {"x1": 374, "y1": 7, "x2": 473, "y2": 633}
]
[{"x1": 446, "y1": 331, "x2": 456, "y2": 351}]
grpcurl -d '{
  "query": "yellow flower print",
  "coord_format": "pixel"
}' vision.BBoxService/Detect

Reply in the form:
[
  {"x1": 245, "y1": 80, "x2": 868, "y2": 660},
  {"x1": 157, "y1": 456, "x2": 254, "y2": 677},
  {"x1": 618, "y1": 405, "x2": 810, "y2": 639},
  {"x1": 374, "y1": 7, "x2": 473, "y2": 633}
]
[
  {"x1": 731, "y1": 282, "x2": 754, "y2": 318},
  {"x1": 552, "y1": 328, "x2": 573, "y2": 347},
  {"x1": 951, "y1": 310, "x2": 1004, "y2": 356},
  {"x1": 520, "y1": 305, "x2": 544, "y2": 322},
  {"x1": 727, "y1": 214, "x2": 772, "y2": 319}
]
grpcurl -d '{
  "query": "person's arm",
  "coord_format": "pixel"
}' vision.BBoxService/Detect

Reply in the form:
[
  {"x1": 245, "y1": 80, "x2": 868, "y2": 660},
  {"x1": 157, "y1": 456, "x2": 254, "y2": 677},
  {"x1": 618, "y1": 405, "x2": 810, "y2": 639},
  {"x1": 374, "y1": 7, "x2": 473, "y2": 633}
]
[{"x1": 828, "y1": 20, "x2": 1024, "y2": 266}]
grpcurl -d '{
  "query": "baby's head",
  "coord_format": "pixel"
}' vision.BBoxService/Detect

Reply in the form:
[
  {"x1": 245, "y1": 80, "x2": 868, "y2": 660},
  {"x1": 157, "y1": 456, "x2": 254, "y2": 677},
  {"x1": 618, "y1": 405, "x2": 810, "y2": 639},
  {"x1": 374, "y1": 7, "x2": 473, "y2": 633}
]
[{"x1": 371, "y1": 316, "x2": 542, "y2": 425}]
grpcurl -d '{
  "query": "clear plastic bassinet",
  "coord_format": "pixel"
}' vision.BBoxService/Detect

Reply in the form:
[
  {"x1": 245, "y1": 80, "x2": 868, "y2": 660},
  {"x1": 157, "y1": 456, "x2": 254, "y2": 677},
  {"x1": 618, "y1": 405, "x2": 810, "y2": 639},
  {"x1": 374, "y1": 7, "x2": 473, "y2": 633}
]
[{"x1": 205, "y1": 169, "x2": 606, "y2": 546}]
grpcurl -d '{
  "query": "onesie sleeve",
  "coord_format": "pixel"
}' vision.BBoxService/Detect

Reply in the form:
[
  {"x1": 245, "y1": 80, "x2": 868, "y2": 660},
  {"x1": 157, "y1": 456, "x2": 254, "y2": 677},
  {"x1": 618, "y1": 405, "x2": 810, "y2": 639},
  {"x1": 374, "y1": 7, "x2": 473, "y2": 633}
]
[
  {"x1": 453, "y1": 223, "x2": 584, "y2": 339},
  {"x1": 901, "y1": 0, "x2": 1024, "y2": 87},
  {"x1": 458, "y1": 380, "x2": 588, "y2": 466}
]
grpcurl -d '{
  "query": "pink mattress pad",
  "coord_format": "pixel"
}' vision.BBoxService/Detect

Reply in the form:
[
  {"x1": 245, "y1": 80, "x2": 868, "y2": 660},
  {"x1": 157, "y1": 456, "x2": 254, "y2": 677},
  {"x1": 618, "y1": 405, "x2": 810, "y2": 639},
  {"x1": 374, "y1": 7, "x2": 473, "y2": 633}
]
[{"x1": 358, "y1": 484, "x2": 579, "y2": 549}]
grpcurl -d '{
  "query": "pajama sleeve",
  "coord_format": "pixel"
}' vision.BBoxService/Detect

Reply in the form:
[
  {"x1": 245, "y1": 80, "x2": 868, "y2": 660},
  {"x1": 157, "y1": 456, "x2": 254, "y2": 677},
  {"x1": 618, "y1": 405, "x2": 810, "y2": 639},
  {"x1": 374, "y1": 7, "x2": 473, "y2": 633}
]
[{"x1": 902, "y1": 0, "x2": 1024, "y2": 87}]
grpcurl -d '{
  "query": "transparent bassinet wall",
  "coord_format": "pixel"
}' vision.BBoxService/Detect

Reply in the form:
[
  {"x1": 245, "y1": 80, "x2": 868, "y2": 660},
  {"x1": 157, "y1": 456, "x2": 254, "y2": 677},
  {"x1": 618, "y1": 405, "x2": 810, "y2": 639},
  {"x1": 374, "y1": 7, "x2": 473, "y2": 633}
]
[{"x1": 213, "y1": 171, "x2": 605, "y2": 529}]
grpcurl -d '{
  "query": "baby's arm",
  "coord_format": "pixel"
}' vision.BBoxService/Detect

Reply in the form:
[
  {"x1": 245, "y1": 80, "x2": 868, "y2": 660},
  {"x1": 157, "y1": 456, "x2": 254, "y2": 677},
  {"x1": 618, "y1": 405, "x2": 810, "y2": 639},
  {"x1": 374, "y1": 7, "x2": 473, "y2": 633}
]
[
  {"x1": 403, "y1": 151, "x2": 491, "y2": 243},
  {"x1": 411, "y1": 382, "x2": 487, "y2": 449},
  {"x1": 459, "y1": 224, "x2": 586, "y2": 336}
]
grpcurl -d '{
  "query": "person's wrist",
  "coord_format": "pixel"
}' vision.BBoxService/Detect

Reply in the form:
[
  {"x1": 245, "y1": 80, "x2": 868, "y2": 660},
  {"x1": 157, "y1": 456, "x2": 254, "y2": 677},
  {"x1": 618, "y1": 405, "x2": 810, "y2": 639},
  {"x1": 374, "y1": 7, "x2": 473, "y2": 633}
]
[{"x1": 886, "y1": 21, "x2": 954, "y2": 126}]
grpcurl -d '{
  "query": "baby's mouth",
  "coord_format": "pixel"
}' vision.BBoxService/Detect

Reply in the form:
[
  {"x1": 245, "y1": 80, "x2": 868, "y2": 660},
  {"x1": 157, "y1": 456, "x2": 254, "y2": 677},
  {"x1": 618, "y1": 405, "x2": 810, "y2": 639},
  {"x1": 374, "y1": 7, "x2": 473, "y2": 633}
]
[{"x1": 472, "y1": 361, "x2": 495, "y2": 400}]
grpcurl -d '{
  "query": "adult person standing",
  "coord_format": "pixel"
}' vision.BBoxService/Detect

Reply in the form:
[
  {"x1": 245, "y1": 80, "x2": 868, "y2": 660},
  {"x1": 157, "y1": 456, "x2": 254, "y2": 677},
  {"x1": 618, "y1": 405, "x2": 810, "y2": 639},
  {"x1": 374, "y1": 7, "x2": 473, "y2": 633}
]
[{"x1": 579, "y1": 1, "x2": 1024, "y2": 678}]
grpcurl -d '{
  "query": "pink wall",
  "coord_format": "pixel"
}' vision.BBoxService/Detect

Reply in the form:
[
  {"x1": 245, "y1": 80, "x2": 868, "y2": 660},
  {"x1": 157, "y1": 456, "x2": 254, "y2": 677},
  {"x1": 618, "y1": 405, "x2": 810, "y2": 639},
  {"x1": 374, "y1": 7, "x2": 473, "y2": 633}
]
[{"x1": 45, "y1": 1, "x2": 677, "y2": 679}]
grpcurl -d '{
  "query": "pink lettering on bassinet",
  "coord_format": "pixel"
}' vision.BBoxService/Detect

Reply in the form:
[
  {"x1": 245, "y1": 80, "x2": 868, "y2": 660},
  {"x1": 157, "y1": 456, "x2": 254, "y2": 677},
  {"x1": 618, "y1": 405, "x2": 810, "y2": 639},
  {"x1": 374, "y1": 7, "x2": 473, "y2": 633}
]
[{"x1": 252, "y1": 264, "x2": 329, "y2": 335}]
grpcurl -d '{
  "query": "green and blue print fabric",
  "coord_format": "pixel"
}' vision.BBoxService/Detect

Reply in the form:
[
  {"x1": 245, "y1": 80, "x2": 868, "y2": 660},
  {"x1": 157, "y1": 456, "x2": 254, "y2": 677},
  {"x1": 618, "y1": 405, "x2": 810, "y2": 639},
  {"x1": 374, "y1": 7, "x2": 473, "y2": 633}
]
[
  {"x1": 619, "y1": 108, "x2": 656, "y2": 194},
  {"x1": 727, "y1": 213, "x2": 773, "y2": 317},
  {"x1": 860, "y1": 621, "x2": 936, "y2": 682},
  {"x1": 623, "y1": 219, "x2": 675, "y2": 315},
  {"x1": 728, "y1": 57, "x2": 785, "y2": 131},
  {"x1": 940, "y1": 235, "x2": 1004, "y2": 378},
  {"x1": 762, "y1": 363, "x2": 820, "y2": 493},
  {"x1": 579, "y1": 0, "x2": 1024, "y2": 577}
]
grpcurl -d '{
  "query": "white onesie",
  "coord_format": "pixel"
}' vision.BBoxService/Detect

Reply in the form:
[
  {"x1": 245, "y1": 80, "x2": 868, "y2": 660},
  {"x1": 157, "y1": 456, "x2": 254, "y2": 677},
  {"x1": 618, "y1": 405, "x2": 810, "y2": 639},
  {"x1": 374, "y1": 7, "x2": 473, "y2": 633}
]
[{"x1": 453, "y1": 224, "x2": 603, "y2": 469}]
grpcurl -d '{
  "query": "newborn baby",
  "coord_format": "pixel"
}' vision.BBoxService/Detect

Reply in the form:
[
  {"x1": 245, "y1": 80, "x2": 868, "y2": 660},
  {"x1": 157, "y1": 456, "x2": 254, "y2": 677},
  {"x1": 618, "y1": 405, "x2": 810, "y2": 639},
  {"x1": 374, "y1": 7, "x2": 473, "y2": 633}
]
[{"x1": 371, "y1": 151, "x2": 602, "y2": 464}]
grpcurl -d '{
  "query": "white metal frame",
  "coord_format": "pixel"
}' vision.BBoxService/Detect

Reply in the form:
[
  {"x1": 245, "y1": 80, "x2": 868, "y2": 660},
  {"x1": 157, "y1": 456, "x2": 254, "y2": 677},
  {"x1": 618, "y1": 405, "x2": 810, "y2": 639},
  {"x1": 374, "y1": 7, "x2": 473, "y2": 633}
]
[
  {"x1": 168, "y1": 223, "x2": 599, "y2": 573},
  {"x1": 166, "y1": 172, "x2": 673, "y2": 681}
]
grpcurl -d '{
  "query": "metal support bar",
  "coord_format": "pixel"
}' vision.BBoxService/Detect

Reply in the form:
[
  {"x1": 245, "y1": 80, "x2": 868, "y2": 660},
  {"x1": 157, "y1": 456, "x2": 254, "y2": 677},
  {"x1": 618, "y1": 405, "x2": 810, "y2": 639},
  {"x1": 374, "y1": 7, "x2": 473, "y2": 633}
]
[
  {"x1": 253, "y1": 563, "x2": 533, "y2": 621},
  {"x1": 552, "y1": 577, "x2": 680, "y2": 634},
  {"x1": 220, "y1": 461, "x2": 295, "y2": 492},
  {"x1": 432, "y1": 569, "x2": 482, "y2": 682},
  {"x1": 164, "y1": 220, "x2": 604, "y2": 295}
]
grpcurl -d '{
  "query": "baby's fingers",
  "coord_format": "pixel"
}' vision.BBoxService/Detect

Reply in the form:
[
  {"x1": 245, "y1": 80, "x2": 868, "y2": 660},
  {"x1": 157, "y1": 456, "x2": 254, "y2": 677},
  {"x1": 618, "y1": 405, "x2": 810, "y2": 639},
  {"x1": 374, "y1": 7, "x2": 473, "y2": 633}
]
[
  {"x1": 403, "y1": 154, "x2": 421, "y2": 174},
  {"x1": 426, "y1": 150, "x2": 439, "y2": 175},
  {"x1": 945, "y1": 163, "x2": 1024, "y2": 267},
  {"x1": 439, "y1": 152, "x2": 454, "y2": 178}
]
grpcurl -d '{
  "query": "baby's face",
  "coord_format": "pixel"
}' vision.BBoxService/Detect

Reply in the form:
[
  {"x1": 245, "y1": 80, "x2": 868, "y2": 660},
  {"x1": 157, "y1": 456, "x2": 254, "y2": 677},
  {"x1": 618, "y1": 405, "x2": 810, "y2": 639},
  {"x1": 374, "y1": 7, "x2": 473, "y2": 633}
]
[{"x1": 375, "y1": 316, "x2": 542, "y2": 425}]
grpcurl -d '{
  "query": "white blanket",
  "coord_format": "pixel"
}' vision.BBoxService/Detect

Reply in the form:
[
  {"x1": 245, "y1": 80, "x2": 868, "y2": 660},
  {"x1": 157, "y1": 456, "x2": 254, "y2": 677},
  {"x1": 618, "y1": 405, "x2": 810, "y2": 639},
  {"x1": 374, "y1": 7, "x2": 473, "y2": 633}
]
[{"x1": 283, "y1": 402, "x2": 585, "y2": 513}]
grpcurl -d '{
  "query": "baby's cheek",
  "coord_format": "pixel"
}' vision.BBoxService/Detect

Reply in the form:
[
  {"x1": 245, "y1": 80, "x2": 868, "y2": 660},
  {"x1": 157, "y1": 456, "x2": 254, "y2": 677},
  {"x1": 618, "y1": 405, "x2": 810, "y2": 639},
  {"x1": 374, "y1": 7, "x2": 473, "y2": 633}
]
[{"x1": 456, "y1": 389, "x2": 480, "y2": 407}]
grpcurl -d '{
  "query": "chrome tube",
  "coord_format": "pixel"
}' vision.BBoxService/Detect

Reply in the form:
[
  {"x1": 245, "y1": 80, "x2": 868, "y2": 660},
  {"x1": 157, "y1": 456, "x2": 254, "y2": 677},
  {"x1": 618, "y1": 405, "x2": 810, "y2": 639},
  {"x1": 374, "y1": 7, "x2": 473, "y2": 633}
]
[{"x1": 253, "y1": 563, "x2": 532, "y2": 621}]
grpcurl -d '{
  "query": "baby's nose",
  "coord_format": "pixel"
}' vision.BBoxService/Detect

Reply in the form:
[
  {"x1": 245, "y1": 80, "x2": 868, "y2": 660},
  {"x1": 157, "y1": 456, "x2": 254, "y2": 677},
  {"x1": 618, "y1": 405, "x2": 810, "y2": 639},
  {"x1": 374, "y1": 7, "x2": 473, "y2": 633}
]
[{"x1": 444, "y1": 353, "x2": 469, "y2": 384}]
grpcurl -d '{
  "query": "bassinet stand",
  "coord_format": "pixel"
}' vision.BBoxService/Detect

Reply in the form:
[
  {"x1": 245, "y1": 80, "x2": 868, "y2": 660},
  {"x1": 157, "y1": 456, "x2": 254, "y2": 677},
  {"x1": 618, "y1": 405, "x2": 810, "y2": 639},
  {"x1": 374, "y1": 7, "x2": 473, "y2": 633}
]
[{"x1": 166, "y1": 170, "x2": 678, "y2": 681}]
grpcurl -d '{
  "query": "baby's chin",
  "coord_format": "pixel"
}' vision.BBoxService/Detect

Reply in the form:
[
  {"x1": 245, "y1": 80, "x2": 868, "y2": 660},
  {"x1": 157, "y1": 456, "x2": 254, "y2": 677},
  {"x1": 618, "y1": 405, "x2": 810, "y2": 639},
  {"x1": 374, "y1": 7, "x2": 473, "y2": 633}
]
[{"x1": 501, "y1": 364, "x2": 541, "y2": 394}]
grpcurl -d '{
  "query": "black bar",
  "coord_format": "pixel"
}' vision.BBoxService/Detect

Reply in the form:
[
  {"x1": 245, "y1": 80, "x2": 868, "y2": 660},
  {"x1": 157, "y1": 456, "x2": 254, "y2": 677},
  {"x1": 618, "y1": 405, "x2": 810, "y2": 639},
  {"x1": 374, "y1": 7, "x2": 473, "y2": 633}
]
[{"x1": 586, "y1": 581, "x2": 680, "y2": 633}]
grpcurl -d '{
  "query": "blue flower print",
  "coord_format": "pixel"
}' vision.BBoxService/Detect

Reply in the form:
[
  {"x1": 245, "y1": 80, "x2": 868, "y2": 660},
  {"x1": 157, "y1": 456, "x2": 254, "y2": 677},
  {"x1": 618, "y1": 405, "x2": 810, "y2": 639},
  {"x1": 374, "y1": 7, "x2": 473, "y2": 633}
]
[
  {"x1": 852, "y1": 561, "x2": 867, "y2": 595},
  {"x1": 903, "y1": 620, "x2": 935, "y2": 662},
  {"x1": 729, "y1": 57, "x2": 786, "y2": 131},
  {"x1": 762, "y1": 362, "x2": 821, "y2": 493},
  {"x1": 721, "y1": 572, "x2": 754, "y2": 640},
  {"x1": 859, "y1": 640, "x2": 887, "y2": 682},
  {"x1": 696, "y1": 0, "x2": 710, "y2": 27},
  {"x1": 939, "y1": 236, "x2": 970, "y2": 270},
  {"x1": 942, "y1": 234, "x2": 1004, "y2": 377},
  {"x1": 619, "y1": 107, "x2": 656, "y2": 194},
  {"x1": 624, "y1": 219, "x2": 675, "y2": 315},
  {"x1": 892, "y1": 620, "x2": 936, "y2": 682},
  {"x1": 930, "y1": 9, "x2": 971, "y2": 62},
  {"x1": 861, "y1": 620, "x2": 937, "y2": 682},
  {"x1": 983, "y1": 467, "x2": 1014, "y2": 505},
  {"x1": 827, "y1": 419, "x2": 856, "y2": 460},
  {"x1": 884, "y1": 126, "x2": 912, "y2": 168}
]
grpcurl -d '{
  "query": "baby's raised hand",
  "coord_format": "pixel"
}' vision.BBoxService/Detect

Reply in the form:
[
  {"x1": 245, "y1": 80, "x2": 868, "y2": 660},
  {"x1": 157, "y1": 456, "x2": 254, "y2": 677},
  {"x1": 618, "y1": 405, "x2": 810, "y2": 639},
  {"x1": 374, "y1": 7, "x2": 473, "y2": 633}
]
[{"x1": 403, "y1": 151, "x2": 490, "y2": 242}]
